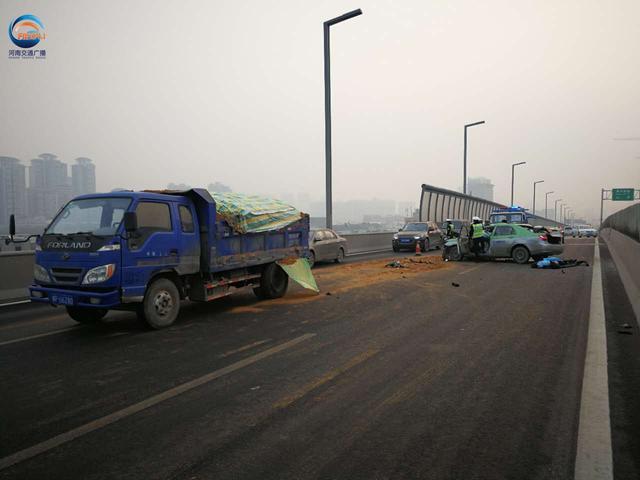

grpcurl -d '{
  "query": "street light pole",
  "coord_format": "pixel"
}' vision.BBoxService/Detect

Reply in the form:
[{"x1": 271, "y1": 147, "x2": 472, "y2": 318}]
[
  {"x1": 324, "y1": 8, "x2": 363, "y2": 229},
  {"x1": 545, "y1": 191, "x2": 554, "y2": 219},
  {"x1": 463, "y1": 121, "x2": 485, "y2": 195},
  {"x1": 511, "y1": 162, "x2": 526, "y2": 206},
  {"x1": 554, "y1": 198, "x2": 562, "y2": 222},
  {"x1": 532, "y1": 180, "x2": 544, "y2": 216}
]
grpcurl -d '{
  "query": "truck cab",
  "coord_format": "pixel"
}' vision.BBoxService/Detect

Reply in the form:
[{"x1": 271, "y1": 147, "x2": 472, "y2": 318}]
[{"x1": 489, "y1": 206, "x2": 530, "y2": 225}]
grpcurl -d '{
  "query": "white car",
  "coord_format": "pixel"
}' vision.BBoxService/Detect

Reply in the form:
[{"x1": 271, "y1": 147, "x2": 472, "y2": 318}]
[{"x1": 578, "y1": 226, "x2": 597, "y2": 238}]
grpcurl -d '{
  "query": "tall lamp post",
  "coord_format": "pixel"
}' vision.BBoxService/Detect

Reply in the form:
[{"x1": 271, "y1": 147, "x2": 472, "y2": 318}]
[
  {"x1": 545, "y1": 191, "x2": 554, "y2": 219},
  {"x1": 324, "y1": 8, "x2": 363, "y2": 229},
  {"x1": 532, "y1": 180, "x2": 544, "y2": 216},
  {"x1": 511, "y1": 162, "x2": 527, "y2": 206},
  {"x1": 463, "y1": 121, "x2": 485, "y2": 194},
  {"x1": 554, "y1": 198, "x2": 562, "y2": 222}
]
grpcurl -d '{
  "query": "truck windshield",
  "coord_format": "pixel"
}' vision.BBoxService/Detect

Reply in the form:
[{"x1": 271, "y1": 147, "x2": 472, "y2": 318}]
[
  {"x1": 46, "y1": 197, "x2": 132, "y2": 236},
  {"x1": 490, "y1": 213, "x2": 525, "y2": 223}
]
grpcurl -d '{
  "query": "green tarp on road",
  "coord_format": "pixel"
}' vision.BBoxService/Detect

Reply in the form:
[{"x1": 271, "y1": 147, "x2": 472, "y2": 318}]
[{"x1": 277, "y1": 258, "x2": 319, "y2": 293}]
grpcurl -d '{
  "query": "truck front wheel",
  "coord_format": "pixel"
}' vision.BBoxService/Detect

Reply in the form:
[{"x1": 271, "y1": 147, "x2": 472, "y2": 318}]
[
  {"x1": 141, "y1": 278, "x2": 180, "y2": 329},
  {"x1": 254, "y1": 263, "x2": 289, "y2": 300},
  {"x1": 66, "y1": 306, "x2": 108, "y2": 324}
]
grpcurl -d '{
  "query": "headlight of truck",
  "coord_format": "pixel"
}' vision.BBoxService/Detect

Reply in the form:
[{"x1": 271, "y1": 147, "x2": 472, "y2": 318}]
[
  {"x1": 82, "y1": 264, "x2": 116, "y2": 284},
  {"x1": 414, "y1": 236, "x2": 421, "y2": 240},
  {"x1": 34, "y1": 264, "x2": 51, "y2": 283}
]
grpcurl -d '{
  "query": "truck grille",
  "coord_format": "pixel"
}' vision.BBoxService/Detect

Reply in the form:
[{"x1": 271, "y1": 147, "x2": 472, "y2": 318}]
[{"x1": 51, "y1": 267, "x2": 83, "y2": 284}]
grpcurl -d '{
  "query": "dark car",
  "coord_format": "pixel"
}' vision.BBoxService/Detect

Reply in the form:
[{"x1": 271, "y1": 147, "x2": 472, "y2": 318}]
[
  {"x1": 392, "y1": 221, "x2": 443, "y2": 252},
  {"x1": 308, "y1": 229, "x2": 348, "y2": 267}
]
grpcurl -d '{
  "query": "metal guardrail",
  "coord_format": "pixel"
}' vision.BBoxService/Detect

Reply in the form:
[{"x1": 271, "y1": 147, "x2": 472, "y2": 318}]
[
  {"x1": 602, "y1": 203, "x2": 640, "y2": 242},
  {"x1": 418, "y1": 183, "x2": 563, "y2": 227},
  {"x1": 419, "y1": 183, "x2": 506, "y2": 223}
]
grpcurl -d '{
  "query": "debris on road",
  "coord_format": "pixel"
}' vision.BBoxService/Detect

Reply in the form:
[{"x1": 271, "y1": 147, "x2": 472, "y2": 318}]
[
  {"x1": 620, "y1": 323, "x2": 633, "y2": 329},
  {"x1": 385, "y1": 260, "x2": 406, "y2": 268},
  {"x1": 277, "y1": 257, "x2": 319, "y2": 293},
  {"x1": 257, "y1": 256, "x2": 449, "y2": 307},
  {"x1": 531, "y1": 257, "x2": 589, "y2": 269},
  {"x1": 451, "y1": 282, "x2": 460, "y2": 287}
]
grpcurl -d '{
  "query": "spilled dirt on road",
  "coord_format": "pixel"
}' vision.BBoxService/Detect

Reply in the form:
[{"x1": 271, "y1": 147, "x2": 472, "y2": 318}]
[{"x1": 241, "y1": 256, "x2": 451, "y2": 309}]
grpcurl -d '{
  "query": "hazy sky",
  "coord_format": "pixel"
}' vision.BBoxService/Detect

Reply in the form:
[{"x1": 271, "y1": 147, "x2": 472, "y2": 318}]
[{"x1": 1, "y1": 0, "x2": 639, "y2": 223}]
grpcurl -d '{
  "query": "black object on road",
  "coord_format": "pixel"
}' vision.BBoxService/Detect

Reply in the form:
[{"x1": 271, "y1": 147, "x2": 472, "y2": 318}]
[{"x1": 451, "y1": 282, "x2": 460, "y2": 287}]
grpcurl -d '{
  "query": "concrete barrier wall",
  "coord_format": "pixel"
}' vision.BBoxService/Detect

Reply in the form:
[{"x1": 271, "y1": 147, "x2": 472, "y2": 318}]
[
  {"x1": 342, "y1": 232, "x2": 394, "y2": 255},
  {"x1": 0, "y1": 251, "x2": 34, "y2": 302},
  {"x1": 600, "y1": 228, "x2": 640, "y2": 323},
  {"x1": 0, "y1": 234, "x2": 395, "y2": 303},
  {"x1": 601, "y1": 203, "x2": 640, "y2": 242}
]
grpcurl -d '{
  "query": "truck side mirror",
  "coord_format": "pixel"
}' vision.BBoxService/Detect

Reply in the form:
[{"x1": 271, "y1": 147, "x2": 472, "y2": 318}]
[
  {"x1": 123, "y1": 212, "x2": 138, "y2": 232},
  {"x1": 9, "y1": 214, "x2": 15, "y2": 237}
]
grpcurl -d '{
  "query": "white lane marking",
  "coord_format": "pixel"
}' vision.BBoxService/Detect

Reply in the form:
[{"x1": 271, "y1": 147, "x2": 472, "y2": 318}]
[
  {"x1": 458, "y1": 264, "x2": 484, "y2": 275},
  {"x1": 0, "y1": 300, "x2": 31, "y2": 308},
  {"x1": 574, "y1": 239, "x2": 613, "y2": 480},
  {"x1": 217, "y1": 339, "x2": 271, "y2": 358},
  {"x1": 0, "y1": 327, "x2": 79, "y2": 347},
  {"x1": 0, "y1": 333, "x2": 316, "y2": 471}
]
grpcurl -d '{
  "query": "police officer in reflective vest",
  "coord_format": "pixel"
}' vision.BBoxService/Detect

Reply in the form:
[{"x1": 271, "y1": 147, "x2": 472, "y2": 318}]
[
  {"x1": 445, "y1": 219, "x2": 456, "y2": 238},
  {"x1": 470, "y1": 216, "x2": 485, "y2": 254}
]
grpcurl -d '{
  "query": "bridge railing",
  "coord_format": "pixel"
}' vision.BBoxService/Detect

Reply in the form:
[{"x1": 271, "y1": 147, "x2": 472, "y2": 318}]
[
  {"x1": 418, "y1": 183, "x2": 562, "y2": 226},
  {"x1": 602, "y1": 203, "x2": 640, "y2": 242},
  {"x1": 419, "y1": 184, "x2": 507, "y2": 223}
]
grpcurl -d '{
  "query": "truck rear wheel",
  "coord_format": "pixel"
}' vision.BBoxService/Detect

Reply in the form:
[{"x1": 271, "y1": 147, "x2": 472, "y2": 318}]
[
  {"x1": 141, "y1": 278, "x2": 180, "y2": 329},
  {"x1": 254, "y1": 263, "x2": 289, "y2": 300},
  {"x1": 66, "y1": 306, "x2": 107, "y2": 324}
]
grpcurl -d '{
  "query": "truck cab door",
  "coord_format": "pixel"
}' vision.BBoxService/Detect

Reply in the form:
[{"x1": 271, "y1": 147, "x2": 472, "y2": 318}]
[
  {"x1": 121, "y1": 200, "x2": 179, "y2": 299},
  {"x1": 176, "y1": 204, "x2": 200, "y2": 274}
]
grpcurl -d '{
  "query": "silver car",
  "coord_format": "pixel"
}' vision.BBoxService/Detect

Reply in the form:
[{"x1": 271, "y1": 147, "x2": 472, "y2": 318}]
[
  {"x1": 578, "y1": 226, "x2": 597, "y2": 238},
  {"x1": 487, "y1": 224, "x2": 564, "y2": 263},
  {"x1": 308, "y1": 229, "x2": 348, "y2": 267}
]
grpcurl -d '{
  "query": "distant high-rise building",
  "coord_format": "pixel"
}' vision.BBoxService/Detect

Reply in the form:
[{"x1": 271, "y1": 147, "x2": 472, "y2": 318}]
[
  {"x1": 467, "y1": 177, "x2": 494, "y2": 202},
  {"x1": 27, "y1": 153, "x2": 72, "y2": 220},
  {"x1": 71, "y1": 157, "x2": 96, "y2": 196},
  {"x1": 0, "y1": 157, "x2": 27, "y2": 225}
]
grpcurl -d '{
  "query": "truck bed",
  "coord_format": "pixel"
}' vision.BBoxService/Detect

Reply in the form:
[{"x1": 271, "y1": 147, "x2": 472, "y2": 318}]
[{"x1": 209, "y1": 216, "x2": 309, "y2": 273}]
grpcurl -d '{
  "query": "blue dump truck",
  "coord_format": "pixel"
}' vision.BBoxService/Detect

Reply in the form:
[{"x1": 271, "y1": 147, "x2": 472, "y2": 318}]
[{"x1": 7, "y1": 189, "x2": 310, "y2": 328}]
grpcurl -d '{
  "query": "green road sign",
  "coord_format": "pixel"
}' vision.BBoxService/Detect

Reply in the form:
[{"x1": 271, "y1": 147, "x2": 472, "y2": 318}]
[{"x1": 612, "y1": 188, "x2": 635, "y2": 201}]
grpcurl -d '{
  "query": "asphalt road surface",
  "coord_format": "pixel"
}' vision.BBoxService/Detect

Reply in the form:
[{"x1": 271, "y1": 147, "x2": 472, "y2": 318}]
[{"x1": 0, "y1": 239, "x2": 637, "y2": 479}]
